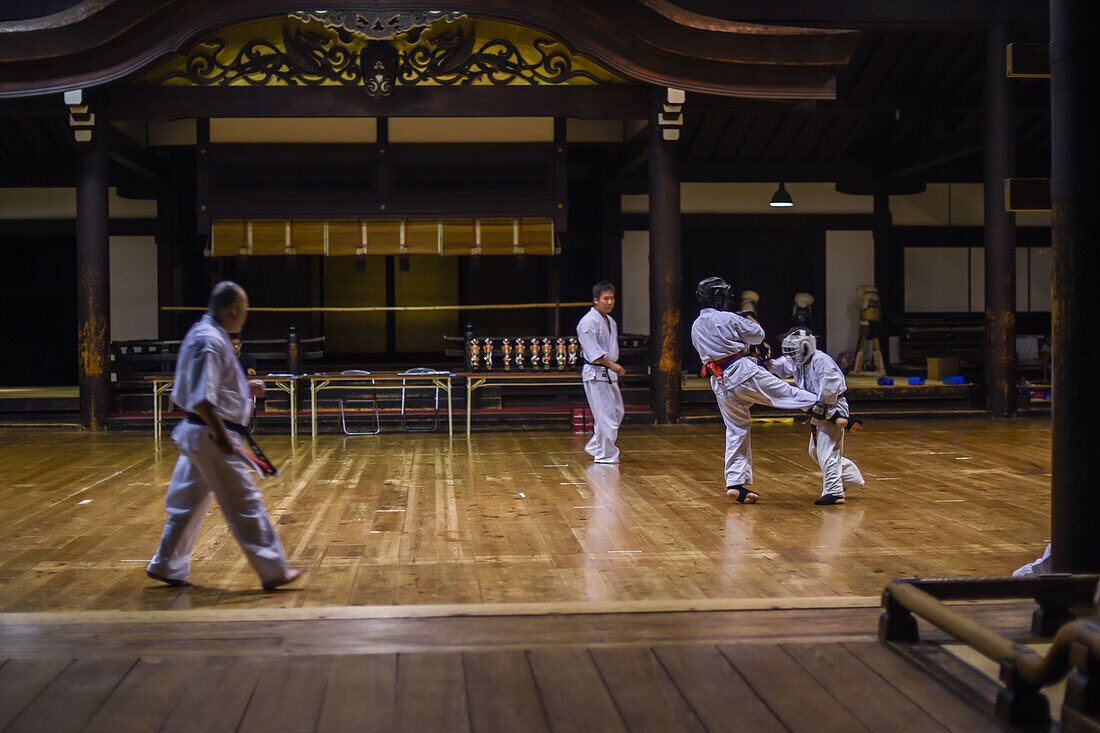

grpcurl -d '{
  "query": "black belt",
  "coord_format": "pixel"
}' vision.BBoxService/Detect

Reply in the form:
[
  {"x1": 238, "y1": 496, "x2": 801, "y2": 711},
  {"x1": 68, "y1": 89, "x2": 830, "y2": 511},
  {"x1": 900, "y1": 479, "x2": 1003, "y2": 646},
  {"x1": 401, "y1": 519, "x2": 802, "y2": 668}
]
[
  {"x1": 186, "y1": 413, "x2": 248, "y2": 434},
  {"x1": 184, "y1": 412, "x2": 278, "y2": 477}
]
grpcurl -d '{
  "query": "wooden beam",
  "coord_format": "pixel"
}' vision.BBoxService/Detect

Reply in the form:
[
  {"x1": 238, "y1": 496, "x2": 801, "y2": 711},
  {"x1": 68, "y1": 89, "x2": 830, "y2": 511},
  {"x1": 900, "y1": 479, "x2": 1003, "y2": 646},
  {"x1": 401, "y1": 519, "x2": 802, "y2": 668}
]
[
  {"x1": 1005, "y1": 178, "x2": 1051, "y2": 212},
  {"x1": 885, "y1": 125, "x2": 983, "y2": 178},
  {"x1": 673, "y1": 0, "x2": 1049, "y2": 29},
  {"x1": 104, "y1": 85, "x2": 651, "y2": 121},
  {"x1": 1007, "y1": 43, "x2": 1051, "y2": 78}
]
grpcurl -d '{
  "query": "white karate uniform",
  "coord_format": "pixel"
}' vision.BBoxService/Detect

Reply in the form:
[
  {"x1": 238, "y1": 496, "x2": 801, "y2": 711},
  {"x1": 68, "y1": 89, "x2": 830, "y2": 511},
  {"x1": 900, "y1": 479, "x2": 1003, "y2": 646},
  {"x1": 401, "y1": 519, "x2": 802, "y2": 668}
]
[
  {"x1": 770, "y1": 352, "x2": 865, "y2": 498},
  {"x1": 577, "y1": 307, "x2": 624, "y2": 463},
  {"x1": 691, "y1": 308, "x2": 818, "y2": 487},
  {"x1": 147, "y1": 314, "x2": 290, "y2": 585}
]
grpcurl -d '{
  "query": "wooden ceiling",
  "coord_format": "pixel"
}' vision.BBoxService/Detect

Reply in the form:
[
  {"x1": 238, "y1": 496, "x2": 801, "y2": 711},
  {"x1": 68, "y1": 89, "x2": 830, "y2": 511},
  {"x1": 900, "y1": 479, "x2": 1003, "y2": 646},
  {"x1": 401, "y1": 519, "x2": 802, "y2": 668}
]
[{"x1": 0, "y1": 2, "x2": 1052, "y2": 192}]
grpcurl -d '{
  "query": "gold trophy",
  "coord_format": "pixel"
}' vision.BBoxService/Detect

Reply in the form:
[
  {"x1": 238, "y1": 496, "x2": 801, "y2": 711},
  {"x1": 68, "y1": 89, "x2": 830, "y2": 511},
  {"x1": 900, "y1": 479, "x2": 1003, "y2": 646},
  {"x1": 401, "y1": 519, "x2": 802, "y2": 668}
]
[{"x1": 502, "y1": 338, "x2": 512, "y2": 371}]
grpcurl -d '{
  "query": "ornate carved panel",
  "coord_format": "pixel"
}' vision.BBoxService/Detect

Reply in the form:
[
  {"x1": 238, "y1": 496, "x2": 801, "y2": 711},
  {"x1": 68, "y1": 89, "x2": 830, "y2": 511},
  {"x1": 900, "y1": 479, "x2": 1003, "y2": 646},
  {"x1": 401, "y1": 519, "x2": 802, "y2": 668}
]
[{"x1": 148, "y1": 16, "x2": 623, "y2": 97}]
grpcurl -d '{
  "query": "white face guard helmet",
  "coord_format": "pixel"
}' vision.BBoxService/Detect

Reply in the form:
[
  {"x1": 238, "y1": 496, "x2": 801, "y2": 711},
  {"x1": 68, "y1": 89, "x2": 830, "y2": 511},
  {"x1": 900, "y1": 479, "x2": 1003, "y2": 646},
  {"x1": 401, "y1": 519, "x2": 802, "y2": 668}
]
[{"x1": 781, "y1": 329, "x2": 816, "y2": 365}]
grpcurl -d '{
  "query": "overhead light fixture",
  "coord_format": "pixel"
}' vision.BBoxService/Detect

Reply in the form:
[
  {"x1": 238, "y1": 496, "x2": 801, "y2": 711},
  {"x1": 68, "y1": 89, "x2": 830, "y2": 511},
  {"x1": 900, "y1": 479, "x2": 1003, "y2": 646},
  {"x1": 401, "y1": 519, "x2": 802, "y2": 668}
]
[{"x1": 769, "y1": 182, "x2": 794, "y2": 208}]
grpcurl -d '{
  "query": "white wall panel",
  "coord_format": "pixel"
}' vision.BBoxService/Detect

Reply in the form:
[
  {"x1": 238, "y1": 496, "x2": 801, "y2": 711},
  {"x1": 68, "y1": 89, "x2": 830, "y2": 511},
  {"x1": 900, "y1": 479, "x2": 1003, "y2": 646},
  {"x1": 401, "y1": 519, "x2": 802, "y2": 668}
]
[
  {"x1": 621, "y1": 230, "x2": 649, "y2": 334},
  {"x1": 825, "y1": 231, "x2": 875, "y2": 358}
]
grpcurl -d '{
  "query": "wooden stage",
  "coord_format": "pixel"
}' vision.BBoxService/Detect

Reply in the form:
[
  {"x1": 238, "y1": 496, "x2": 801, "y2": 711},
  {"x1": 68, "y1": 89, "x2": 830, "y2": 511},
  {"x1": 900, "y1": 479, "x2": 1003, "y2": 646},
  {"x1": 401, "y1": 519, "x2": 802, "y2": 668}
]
[{"x1": 0, "y1": 417, "x2": 1055, "y2": 730}]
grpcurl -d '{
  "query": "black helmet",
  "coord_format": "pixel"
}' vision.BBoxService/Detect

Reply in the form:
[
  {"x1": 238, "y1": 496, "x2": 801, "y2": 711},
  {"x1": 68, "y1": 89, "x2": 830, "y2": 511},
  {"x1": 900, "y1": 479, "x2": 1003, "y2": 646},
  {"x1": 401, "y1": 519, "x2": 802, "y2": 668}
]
[{"x1": 696, "y1": 277, "x2": 732, "y2": 310}]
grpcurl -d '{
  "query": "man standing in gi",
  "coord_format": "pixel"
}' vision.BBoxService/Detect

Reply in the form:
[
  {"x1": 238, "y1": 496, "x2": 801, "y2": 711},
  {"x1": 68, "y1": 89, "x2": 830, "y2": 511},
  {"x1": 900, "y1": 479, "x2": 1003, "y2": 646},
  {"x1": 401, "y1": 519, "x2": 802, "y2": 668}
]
[
  {"x1": 691, "y1": 277, "x2": 819, "y2": 503},
  {"x1": 147, "y1": 281, "x2": 305, "y2": 590},
  {"x1": 577, "y1": 281, "x2": 625, "y2": 463}
]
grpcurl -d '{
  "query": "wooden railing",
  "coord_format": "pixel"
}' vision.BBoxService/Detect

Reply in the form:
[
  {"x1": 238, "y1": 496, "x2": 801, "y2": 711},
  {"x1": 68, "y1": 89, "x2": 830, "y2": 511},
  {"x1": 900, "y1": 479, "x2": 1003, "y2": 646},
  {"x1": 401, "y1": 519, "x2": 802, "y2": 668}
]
[{"x1": 880, "y1": 575, "x2": 1100, "y2": 729}]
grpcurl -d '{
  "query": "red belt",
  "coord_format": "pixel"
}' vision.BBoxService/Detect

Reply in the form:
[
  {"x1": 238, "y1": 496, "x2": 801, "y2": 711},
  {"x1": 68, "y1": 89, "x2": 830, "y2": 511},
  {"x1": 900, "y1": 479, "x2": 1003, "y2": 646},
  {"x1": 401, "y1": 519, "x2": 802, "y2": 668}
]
[{"x1": 700, "y1": 353, "x2": 744, "y2": 378}]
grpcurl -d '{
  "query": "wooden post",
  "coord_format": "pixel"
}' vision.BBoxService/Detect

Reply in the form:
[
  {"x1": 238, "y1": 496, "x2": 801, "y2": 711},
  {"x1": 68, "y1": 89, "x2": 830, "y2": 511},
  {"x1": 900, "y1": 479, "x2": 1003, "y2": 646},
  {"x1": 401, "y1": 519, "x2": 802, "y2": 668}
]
[
  {"x1": 77, "y1": 105, "x2": 110, "y2": 430},
  {"x1": 984, "y1": 21, "x2": 1017, "y2": 417},
  {"x1": 648, "y1": 87, "x2": 682, "y2": 423},
  {"x1": 1051, "y1": 0, "x2": 1100, "y2": 572}
]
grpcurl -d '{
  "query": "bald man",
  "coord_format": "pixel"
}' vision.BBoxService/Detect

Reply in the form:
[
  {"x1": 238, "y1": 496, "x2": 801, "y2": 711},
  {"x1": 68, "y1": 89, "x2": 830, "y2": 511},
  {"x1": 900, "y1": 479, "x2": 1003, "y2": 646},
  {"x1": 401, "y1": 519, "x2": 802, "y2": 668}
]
[{"x1": 147, "y1": 281, "x2": 304, "y2": 590}]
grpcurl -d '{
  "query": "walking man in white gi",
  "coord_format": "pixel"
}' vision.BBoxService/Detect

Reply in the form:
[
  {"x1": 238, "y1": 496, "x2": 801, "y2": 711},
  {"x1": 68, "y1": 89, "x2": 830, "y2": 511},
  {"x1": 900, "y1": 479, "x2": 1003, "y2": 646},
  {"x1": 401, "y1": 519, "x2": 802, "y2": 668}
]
[
  {"x1": 577, "y1": 281, "x2": 625, "y2": 463},
  {"x1": 147, "y1": 281, "x2": 305, "y2": 590},
  {"x1": 768, "y1": 328, "x2": 866, "y2": 505},
  {"x1": 690, "y1": 277, "x2": 819, "y2": 503}
]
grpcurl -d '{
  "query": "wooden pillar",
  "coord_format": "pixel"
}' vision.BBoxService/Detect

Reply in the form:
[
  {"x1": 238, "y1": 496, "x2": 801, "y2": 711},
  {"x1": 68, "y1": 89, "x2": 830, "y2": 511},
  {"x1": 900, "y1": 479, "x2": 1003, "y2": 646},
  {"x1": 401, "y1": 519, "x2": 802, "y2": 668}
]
[
  {"x1": 1051, "y1": 0, "x2": 1100, "y2": 572},
  {"x1": 872, "y1": 191, "x2": 896, "y2": 330},
  {"x1": 984, "y1": 21, "x2": 1017, "y2": 417},
  {"x1": 77, "y1": 106, "x2": 110, "y2": 430},
  {"x1": 648, "y1": 88, "x2": 682, "y2": 423}
]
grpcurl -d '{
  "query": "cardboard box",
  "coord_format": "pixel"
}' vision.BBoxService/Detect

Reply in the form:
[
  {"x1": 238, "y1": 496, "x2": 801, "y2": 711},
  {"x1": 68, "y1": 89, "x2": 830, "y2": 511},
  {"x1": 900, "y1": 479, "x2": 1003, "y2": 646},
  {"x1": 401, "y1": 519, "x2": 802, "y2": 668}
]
[{"x1": 926, "y1": 357, "x2": 959, "y2": 380}]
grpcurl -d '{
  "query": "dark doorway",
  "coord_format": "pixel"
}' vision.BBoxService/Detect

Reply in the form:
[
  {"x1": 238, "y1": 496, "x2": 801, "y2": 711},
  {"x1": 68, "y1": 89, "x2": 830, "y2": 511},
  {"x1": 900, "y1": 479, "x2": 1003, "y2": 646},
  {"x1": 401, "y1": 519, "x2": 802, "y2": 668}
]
[{"x1": 0, "y1": 237, "x2": 78, "y2": 385}]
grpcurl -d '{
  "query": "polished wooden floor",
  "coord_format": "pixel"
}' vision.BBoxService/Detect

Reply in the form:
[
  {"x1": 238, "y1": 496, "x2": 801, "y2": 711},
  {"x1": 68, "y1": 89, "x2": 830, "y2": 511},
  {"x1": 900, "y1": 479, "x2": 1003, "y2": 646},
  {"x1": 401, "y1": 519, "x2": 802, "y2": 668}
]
[
  {"x1": 1, "y1": 602, "x2": 1026, "y2": 732},
  {"x1": 0, "y1": 417, "x2": 1051, "y2": 612}
]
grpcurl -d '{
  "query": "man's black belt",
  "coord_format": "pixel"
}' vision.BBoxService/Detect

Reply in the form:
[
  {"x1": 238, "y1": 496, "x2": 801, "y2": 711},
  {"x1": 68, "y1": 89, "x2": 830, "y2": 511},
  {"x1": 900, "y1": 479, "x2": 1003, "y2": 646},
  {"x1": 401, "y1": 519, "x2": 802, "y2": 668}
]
[
  {"x1": 186, "y1": 413, "x2": 248, "y2": 434},
  {"x1": 184, "y1": 412, "x2": 278, "y2": 477}
]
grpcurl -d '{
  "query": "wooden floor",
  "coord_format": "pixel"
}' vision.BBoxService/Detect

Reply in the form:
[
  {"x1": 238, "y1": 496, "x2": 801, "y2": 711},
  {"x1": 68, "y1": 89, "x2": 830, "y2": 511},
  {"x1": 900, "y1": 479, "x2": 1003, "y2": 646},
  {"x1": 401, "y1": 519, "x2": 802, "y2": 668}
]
[
  {"x1": 0, "y1": 417, "x2": 1057, "y2": 730},
  {"x1": 0, "y1": 417, "x2": 1051, "y2": 611},
  {"x1": 0, "y1": 601, "x2": 1026, "y2": 732}
]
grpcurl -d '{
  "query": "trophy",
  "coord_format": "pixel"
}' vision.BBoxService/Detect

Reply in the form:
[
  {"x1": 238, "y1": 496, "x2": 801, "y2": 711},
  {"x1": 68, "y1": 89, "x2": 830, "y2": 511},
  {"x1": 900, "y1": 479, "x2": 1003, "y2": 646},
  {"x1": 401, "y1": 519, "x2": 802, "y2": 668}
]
[
  {"x1": 502, "y1": 338, "x2": 512, "y2": 371},
  {"x1": 528, "y1": 338, "x2": 540, "y2": 370},
  {"x1": 567, "y1": 337, "x2": 579, "y2": 368},
  {"x1": 541, "y1": 337, "x2": 552, "y2": 369},
  {"x1": 483, "y1": 338, "x2": 493, "y2": 370},
  {"x1": 515, "y1": 338, "x2": 525, "y2": 370},
  {"x1": 468, "y1": 338, "x2": 480, "y2": 371},
  {"x1": 555, "y1": 337, "x2": 566, "y2": 370}
]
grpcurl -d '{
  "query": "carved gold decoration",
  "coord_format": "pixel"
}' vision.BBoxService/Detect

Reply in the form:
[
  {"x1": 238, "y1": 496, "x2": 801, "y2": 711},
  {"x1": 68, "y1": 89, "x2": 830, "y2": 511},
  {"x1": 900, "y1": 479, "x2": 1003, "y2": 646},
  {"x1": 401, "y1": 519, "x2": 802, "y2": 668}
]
[{"x1": 148, "y1": 17, "x2": 622, "y2": 93}]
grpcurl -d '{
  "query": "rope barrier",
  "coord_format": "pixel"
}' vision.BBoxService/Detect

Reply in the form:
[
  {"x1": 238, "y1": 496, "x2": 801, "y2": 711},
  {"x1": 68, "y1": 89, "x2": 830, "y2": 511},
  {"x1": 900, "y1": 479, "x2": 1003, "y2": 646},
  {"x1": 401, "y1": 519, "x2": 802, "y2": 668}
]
[{"x1": 160, "y1": 302, "x2": 591, "y2": 313}]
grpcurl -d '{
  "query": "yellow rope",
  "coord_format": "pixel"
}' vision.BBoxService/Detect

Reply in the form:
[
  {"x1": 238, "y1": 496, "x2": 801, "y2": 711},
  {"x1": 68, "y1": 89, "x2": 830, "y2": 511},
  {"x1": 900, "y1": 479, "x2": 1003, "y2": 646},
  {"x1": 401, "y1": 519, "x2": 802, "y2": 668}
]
[{"x1": 161, "y1": 302, "x2": 591, "y2": 313}]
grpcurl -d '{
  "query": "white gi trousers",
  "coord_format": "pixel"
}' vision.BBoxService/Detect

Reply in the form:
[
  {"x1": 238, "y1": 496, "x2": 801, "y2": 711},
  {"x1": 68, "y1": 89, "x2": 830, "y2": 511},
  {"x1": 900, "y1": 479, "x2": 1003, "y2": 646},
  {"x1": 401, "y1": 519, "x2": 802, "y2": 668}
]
[
  {"x1": 583, "y1": 379, "x2": 624, "y2": 463},
  {"x1": 148, "y1": 425, "x2": 289, "y2": 584},
  {"x1": 712, "y1": 368, "x2": 818, "y2": 487},
  {"x1": 808, "y1": 421, "x2": 865, "y2": 498}
]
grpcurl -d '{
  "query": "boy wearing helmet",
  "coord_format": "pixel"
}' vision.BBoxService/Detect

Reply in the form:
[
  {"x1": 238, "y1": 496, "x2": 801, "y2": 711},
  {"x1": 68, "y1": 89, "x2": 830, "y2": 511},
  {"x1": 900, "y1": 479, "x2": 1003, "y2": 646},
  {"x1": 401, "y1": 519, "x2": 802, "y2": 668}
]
[
  {"x1": 768, "y1": 329, "x2": 866, "y2": 505},
  {"x1": 690, "y1": 277, "x2": 819, "y2": 503}
]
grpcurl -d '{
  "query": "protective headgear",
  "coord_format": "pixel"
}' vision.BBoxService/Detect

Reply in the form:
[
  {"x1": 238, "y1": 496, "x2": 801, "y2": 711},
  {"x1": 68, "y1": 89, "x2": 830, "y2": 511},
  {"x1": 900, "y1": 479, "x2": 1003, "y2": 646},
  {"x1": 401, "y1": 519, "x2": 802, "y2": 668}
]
[
  {"x1": 696, "y1": 277, "x2": 732, "y2": 310},
  {"x1": 781, "y1": 329, "x2": 816, "y2": 365},
  {"x1": 739, "y1": 290, "x2": 760, "y2": 313}
]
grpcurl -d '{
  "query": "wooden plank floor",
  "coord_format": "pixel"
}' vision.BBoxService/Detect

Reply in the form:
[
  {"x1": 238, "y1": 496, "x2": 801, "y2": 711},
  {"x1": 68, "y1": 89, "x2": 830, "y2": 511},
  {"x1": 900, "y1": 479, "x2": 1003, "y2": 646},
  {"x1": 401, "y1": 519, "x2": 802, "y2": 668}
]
[
  {"x1": 0, "y1": 417, "x2": 1051, "y2": 612},
  {"x1": 0, "y1": 603, "x2": 1023, "y2": 732}
]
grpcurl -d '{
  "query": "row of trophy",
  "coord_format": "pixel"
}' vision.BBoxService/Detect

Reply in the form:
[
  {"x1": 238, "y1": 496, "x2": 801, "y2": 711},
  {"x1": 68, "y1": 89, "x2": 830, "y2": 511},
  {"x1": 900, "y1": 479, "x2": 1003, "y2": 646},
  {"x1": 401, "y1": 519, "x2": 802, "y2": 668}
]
[{"x1": 468, "y1": 337, "x2": 579, "y2": 371}]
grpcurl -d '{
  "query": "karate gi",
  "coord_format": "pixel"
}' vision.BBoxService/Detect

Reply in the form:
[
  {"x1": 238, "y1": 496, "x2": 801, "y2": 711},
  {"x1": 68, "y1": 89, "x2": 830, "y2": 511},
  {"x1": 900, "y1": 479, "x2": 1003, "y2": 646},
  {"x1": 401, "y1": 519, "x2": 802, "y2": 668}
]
[
  {"x1": 691, "y1": 308, "x2": 818, "y2": 487},
  {"x1": 577, "y1": 307, "x2": 624, "y2": 463},
  {"x1": 770, "y1": 352, "x2": 865, "y2": 499},
  {"x1": 147, "y1": 314, "x2": 291, "y2": 585}
]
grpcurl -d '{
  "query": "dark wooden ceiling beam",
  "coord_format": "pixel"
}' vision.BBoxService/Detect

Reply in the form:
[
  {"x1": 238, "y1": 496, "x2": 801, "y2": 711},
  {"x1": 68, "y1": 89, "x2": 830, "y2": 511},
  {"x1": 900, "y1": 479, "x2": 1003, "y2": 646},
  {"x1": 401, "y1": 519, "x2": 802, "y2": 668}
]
[
  {"x1": 670, "y1": 0, "x2": 1049, "y2": 29},
  {"x1": 0, "y1": 0, "x2": 856, "y2": 99},
  {"x1": 107, "y1": 127, "x2": 166, "y2": 180},
  {"x1": 102, "y1": 85, "x2": 651, "y2": 121},
  {"x1": 885, "y1": 124, "x2": 983, "y2": 177}
]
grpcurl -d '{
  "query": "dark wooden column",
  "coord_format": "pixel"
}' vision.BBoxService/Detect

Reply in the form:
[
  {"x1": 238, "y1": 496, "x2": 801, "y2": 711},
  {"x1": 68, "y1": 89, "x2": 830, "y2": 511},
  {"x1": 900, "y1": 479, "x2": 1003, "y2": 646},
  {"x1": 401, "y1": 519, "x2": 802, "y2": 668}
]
[
  {"x1": 872, "y1": 191, "x2": 897, "y2": 331},
  {"x1": 1051, "y1": 0, "x2": 1100, "y2": 572},
  {"x1": 77, "y1": 105, "x2": 111, "y2": 430},
  {"x1": 648, "y1": 88, "x2": 682, "y2": 423},
  {"x1": 984, "y1": 21, "x2": 1018, "y2": 418}
]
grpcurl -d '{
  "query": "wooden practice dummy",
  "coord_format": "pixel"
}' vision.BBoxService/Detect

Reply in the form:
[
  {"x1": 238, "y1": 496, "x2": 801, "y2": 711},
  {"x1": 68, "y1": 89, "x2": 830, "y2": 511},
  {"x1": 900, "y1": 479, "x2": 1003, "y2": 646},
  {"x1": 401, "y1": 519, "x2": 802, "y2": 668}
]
[{"x1": 852, "y1": 284, "x2": 885, "y2": 376}]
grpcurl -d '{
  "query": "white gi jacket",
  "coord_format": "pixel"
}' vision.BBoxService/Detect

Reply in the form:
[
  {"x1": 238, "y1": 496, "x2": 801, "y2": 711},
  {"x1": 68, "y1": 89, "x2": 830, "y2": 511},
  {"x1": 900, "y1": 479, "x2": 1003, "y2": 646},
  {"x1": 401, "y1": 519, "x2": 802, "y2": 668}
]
[
  {"x1": 769, "y1": 352, "x2": 850, "y2": 419},
  {"x1": 577, "y1": 307, "x2": 619, "y2": 383},
  {"x1": 170, "y1": 314, "x2": 252, "y2": 451},
  {"x1": 690, "y1": 308, "x2": 764, "y2": 387}
]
